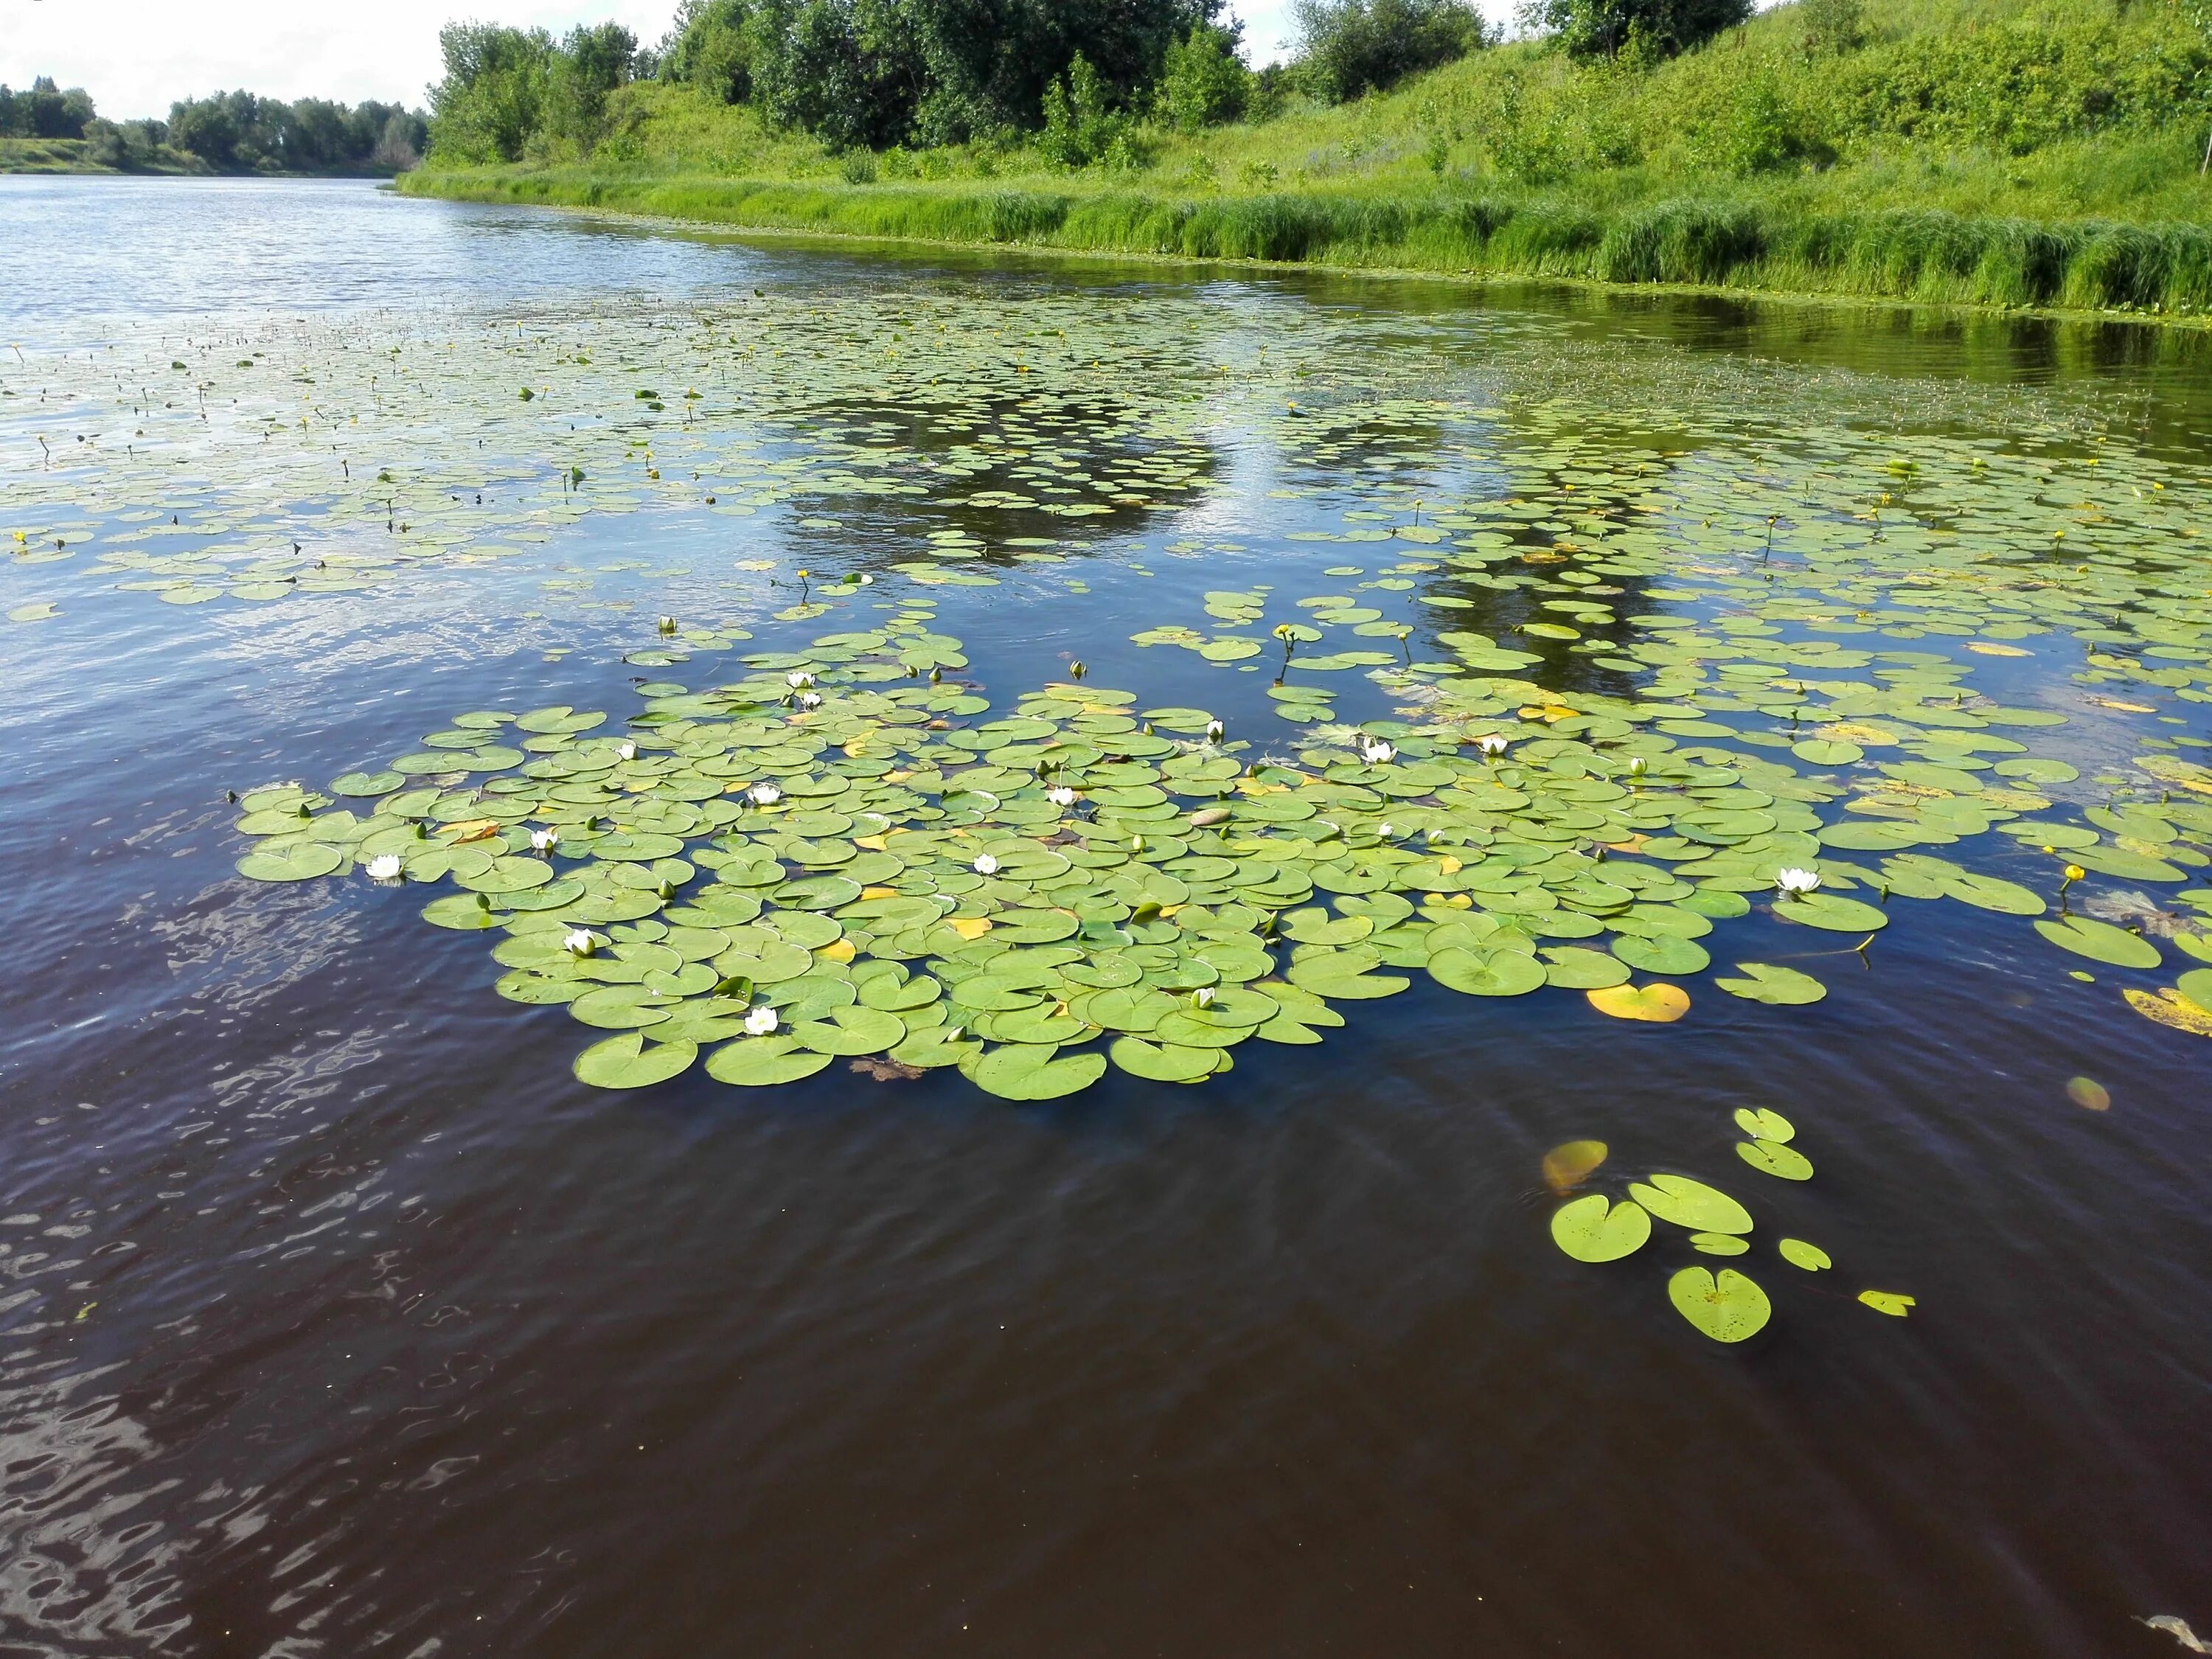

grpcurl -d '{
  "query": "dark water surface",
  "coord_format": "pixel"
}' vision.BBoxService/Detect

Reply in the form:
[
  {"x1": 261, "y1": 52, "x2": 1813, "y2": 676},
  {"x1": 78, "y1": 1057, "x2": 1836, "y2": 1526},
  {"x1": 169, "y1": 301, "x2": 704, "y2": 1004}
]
[{"x1": 1, "y1": 177, "x2": 2209, "y2": 1659}]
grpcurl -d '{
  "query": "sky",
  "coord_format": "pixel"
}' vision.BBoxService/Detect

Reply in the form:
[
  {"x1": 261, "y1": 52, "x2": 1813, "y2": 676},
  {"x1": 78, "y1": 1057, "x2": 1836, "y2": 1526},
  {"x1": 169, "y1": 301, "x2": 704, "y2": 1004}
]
[{"x1": 0, "y1": 0, "x2": 1525, "y2": 122}]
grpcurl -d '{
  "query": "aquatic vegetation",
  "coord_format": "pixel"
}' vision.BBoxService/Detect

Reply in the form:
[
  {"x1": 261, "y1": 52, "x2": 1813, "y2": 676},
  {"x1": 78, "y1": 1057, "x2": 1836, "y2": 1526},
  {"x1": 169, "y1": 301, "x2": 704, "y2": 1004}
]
[{"x1": 1549, "y1": 1108, "x2": 1907, "y2": 1344}]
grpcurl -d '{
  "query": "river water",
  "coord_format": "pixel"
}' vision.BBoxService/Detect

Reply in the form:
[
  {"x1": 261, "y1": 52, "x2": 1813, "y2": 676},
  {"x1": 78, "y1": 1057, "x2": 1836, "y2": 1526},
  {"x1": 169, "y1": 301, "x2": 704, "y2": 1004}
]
[{"x1": 1, "y1": 175, "x2": 2209, "y2": 1659}]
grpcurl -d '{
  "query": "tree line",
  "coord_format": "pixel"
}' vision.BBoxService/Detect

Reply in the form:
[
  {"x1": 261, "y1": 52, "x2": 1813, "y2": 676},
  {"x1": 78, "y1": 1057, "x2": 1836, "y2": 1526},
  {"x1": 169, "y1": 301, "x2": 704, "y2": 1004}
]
[
  {"x1": 1, "y1": 75, "x2": 428, "y2": 173},
  {"x1": 425, "y1": 0, "x2": 1755, "y2": 167}
]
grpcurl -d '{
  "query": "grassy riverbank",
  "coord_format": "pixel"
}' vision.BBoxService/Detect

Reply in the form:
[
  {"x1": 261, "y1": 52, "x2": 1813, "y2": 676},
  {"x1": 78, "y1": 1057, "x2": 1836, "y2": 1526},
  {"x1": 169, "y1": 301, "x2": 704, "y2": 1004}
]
[
  {"x1": 0, "y1": 136, "x2": 204, "y2": 175},
  {"x1": 400, "y1": 0, "x2": 2212, "y2": 316}
]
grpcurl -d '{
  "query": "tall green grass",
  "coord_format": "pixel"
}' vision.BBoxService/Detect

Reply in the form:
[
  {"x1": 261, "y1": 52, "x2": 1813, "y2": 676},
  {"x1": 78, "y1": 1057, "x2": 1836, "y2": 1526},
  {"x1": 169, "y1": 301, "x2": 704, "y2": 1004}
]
[{"x1": 403, "y1": 168, "x2": 2212, "y2": 316}]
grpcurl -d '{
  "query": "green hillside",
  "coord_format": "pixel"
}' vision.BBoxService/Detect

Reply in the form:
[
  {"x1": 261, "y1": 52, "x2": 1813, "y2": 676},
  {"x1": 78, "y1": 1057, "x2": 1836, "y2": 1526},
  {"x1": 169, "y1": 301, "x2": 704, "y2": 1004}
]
[{"x1": 403, "y1": 0, "x2": 2212, "y2": 316}]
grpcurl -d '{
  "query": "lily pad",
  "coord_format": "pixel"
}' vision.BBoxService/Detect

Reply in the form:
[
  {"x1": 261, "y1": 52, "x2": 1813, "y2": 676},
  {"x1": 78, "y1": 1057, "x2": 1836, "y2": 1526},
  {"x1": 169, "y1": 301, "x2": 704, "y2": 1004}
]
[
  {"x1": 1857, "y1": 1290, "x2": 1916, "y2": 1317},
  {"x1": 2034, "y1": 916, "x2": 2162, "y2": 970},
  {"x1": 1666, "y1": 1267, "x2": 1771, "y2": 1343},
  {"x1": 1714, "y1": 963, "x2": 1826, "y2": 1006},
  {"x1": 1735, "y1": 1139, "x2": 1815, "y2": 1180},
  {"x1": 574, "y1": 1032, "x2": 698, "y2": 1088},
  {"x1": 1732, "y1": 1107, "x2": 1795, "y2": 1142},
  {"x1": 1549, "y1": 1194, "x2": 1650, "y2": 1262},
  {"x1": 967, "y1": 1045, "x2": 1108, "y2": 1101},
  {"x1": 1586, "y1": 983, "x2": 1690, "y2": 1023},
  {"x1": 704, "y1": 1034, "x2": 835, "y2": 1086},
  {"x1": 1778, "y1": 1238, "x2": 1831, "y2": 1271},
  {"x1": 237, "y1": 842, "x2": 345, "y2": 882},
  {"x1": 1629, "y1": 1174, "x2": 1753, "y2": 1234}
]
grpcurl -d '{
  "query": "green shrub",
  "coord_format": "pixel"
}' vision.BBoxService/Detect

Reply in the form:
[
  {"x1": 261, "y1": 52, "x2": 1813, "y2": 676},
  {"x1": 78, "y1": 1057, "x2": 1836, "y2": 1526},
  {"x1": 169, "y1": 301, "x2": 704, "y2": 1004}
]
[
  {"x1": 1527, "y1": 0, "x2": 1752, "y2": 62},
  {"x1": 1291, "y1": 0, "x2": 1488, "y2": 102},
  {"x1": 1157, "y1": 26, "x2": 1251, "y2": 131}
]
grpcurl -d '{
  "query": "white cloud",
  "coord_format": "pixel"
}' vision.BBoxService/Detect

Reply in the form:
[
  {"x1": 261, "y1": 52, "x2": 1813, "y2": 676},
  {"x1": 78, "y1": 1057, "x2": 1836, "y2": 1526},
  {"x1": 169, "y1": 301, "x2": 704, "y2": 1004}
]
[{"x1": 0, "y1": 0, "x2": 683, "y2": 121}]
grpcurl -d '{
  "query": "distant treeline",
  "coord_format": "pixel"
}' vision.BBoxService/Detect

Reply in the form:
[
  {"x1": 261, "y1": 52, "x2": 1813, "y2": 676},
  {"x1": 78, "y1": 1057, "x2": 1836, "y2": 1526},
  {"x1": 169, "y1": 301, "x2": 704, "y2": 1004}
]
[
  {"x1": 423, "y1": 0, "x2": 1589, "y2": 165},
  {"x1": 0, "y1": 74, "x2": 428, "y2": 173}
]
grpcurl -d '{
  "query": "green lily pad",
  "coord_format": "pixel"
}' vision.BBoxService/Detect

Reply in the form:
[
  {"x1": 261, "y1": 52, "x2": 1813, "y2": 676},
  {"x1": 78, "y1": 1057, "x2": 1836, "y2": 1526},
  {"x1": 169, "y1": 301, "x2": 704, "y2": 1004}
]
[
  {"x1": 1857, "y1": 1290, "x2": 1916, "y2": 1317},
  {"x1": 1688, "y1": 1232, "x2": 1750, "y2": 1256},
  {"x1": 705, "y1": 1034, "x2": 836, "y2": 1085},
  {"x1": 1732, "y1": 1107, "x2": 1795, "y2": 1142},
  {"x1": 1778, "y1": 1238, "x2": 1831, "y2": 1271},
  {"x1": 1427, "y1": 947, "x2": 1544, "y2": 996},
  {"x1": 790, "y1": 1005, "x2": 908, "y2": 1056},
  {"x1": 967, "y1": 1045, "x2": 1107, "y2": 1101},
  {"x1": 2034, "y1": 916, "x2": 2161, "y2": 970},
  {"x1": 237, "y1": 842, "x2": 345, "y2": 882},
  {"x1": 1714, "y1": 963, "x2": 1826, "y2": 1005},
  {"x1": 1736, "y1": 1139, "x2": 1815, "y2": 1180},
  {"x1": 1549, "y1": 1194, "x2": 1650, "y2": 1262},
  {"x1": 1107, "y1": 1037, "x2": 1219, "y2": 1083},
  {"x1": 574, "y1": 1032, "x2": 698, "y2": 1088},
  {"x1": 1775, "y1": 893, "x2": 1890, "y2": 933},
  {"x1": 1666, "y1": 1267, "x2": 1771, "y2": 1343},
  {"x1": 1628, "y1": 1174, "x2": 1753, "y2": 1235}
]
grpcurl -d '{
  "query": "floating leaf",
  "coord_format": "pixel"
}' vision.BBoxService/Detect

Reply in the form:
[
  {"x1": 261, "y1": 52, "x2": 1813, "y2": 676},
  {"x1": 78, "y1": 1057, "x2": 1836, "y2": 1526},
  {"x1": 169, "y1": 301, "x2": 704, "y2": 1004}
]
[
  {"x1": 1630, "y1": 1174, "x2": 1753, "y2": 1234},
  {"x1": 1688, "y1": 1232, "x2": 1748, "y2": 1256},
  {"x1": 2124, "y1": 987, "x2": 2212, "y2": 1037},
  {"x1": 574, "y1": 1032, "x2": 698, "y2": 1089},
  {"x1": 2037, "y1": 917, "x2": 2162, "y2": 970},
  {"x1": 1586, "y1": 982, "x2": 1689, "y2": 1023},
  {"x1": 1714, "y1": 963, "x2": 1826, "y2": 1006},
  {"x1": 967, "y1": 1045, "x2": 1107, "y2": 1102},
  {"x1": 1736, "y1": 1139, "x2": 1814, "y2": 1180},
  {"x1": 705, "y1": 1035, "x2": 835, "y2": 1086},
  {"x1": 236, "y1": 841, "x2": 344, "y2": 883},
  {"x1": 1775, "y1": 893, "x2": 1889, "y2": 933},
  {"x1": 1549, "y1": 1194, "x2": 1650, "y2": 1262},
  {"x1": 1778, "y1": 1238, "x2": 1831, "y2": 1271},
  {"x1": 1666, "y1": 1267, "x2": 1771, "y2": 1343},
  {"x1": 1857, "y1": 1290, "x2": 1916, "y2": 1317},
  {"x1": 1732, "y1": 1107, "x2": 1795, "y2": 1142}
]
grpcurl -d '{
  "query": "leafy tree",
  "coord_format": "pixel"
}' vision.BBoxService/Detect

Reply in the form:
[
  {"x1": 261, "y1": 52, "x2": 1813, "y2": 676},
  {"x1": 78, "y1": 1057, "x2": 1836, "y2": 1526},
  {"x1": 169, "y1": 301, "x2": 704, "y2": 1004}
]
[
  {"x1": 0, "y1": 76, "x2": 98, "y2": 139},
  {"x1": 1155, "y1": 24, "x2": 1250, "y2": 131},
  {"x1": 742, "y1": 0, "x2": 1214, "y2": 150},
  {"x1": 428, "y1": 23, "x2": 555, "y2": 163},
  {"x1": 1291, "y1": 0, "x2": 1487, "y2": 102},
  {"x1": 1039, "y1": 52, "x2": 1133, "y2": 165},
  {"x1": 1520, "y1": 0, "x2": 1752, "y2": 61},
  {"x1": 660, "y1": 0, "x2": 759, "y2": 103},
  {"x1": 547, "y1": 22, "x2": 639, "y2": 148}
]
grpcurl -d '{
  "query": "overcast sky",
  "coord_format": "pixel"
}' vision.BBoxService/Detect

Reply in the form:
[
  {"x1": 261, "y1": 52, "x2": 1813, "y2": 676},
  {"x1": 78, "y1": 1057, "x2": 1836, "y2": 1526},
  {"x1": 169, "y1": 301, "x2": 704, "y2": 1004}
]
[{"x1": 0, "y1": 0, "x2": 1523, "y2": 122}]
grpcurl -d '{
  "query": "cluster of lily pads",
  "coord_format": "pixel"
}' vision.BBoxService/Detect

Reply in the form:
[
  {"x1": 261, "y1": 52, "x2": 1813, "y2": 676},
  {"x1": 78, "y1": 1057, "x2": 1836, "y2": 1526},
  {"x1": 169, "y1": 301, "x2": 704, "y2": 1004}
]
[
  {"x1": 228, "y1": 552, "x2": 2211, "y2": 1100},
  {"x1": 1546, "y1": 1110, "x2": 1913, "y2": 1344}
]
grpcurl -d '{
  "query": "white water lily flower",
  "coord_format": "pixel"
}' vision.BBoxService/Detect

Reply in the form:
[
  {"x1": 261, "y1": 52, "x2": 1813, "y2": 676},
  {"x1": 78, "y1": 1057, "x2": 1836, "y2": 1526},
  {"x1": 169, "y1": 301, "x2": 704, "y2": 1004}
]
[
  {"x1": 796, "y1": 692, "x2": 822, "y2": 711},
  {"x1": 563, "y1": 928, "x2": 599, "y2": 956},
  {"x1": 365, "y1": 853, "x2": 403, "y2": 881},
  {"x1": 857, "y1": 573, "x2": 874, "y2": 585},
  {"x1": 1477, "y1": 734, "x2": 1509, "y2": 757},
  {"x1": 529, "y1": 827, "x2": 559, "y2": 853},
  {"x1": 1379, "y1": 822, "x2": 1395, "y2": 838},
  {"x1": 787, "y1": 670, "x2": 815, "y2": 689},
  {"x1": 973, "y1": 853, "x2": 1000, "y2": 876},
  {"x1": 1205, "y1": 718, "x2": 1225, "y2": 742},
  {"x1": 1627, "y1": 756, "x2": 1648, "y2": 776},
  {"x1": 1775, "y1": 867, "x2": 1822, "y2": 896},
  {"x1": 748, "y1": 782, "x2": 782, "y2": 806},
  {"x1": 743, "y1": 1005, "x2": 779, "y2": 1037},
  {"x1": 1360, "y1": 738, "x2": 1397, "y2": 765},
  {"x1": 1046, "y1": 785, "x2": 1077, "y2": 807},
  {"x1": 617, "y1": 740, "x2": 637, "y2": 761},
  {"x1": 1192, "y1": 987, "x2": 1216, "y2": 1009}
]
